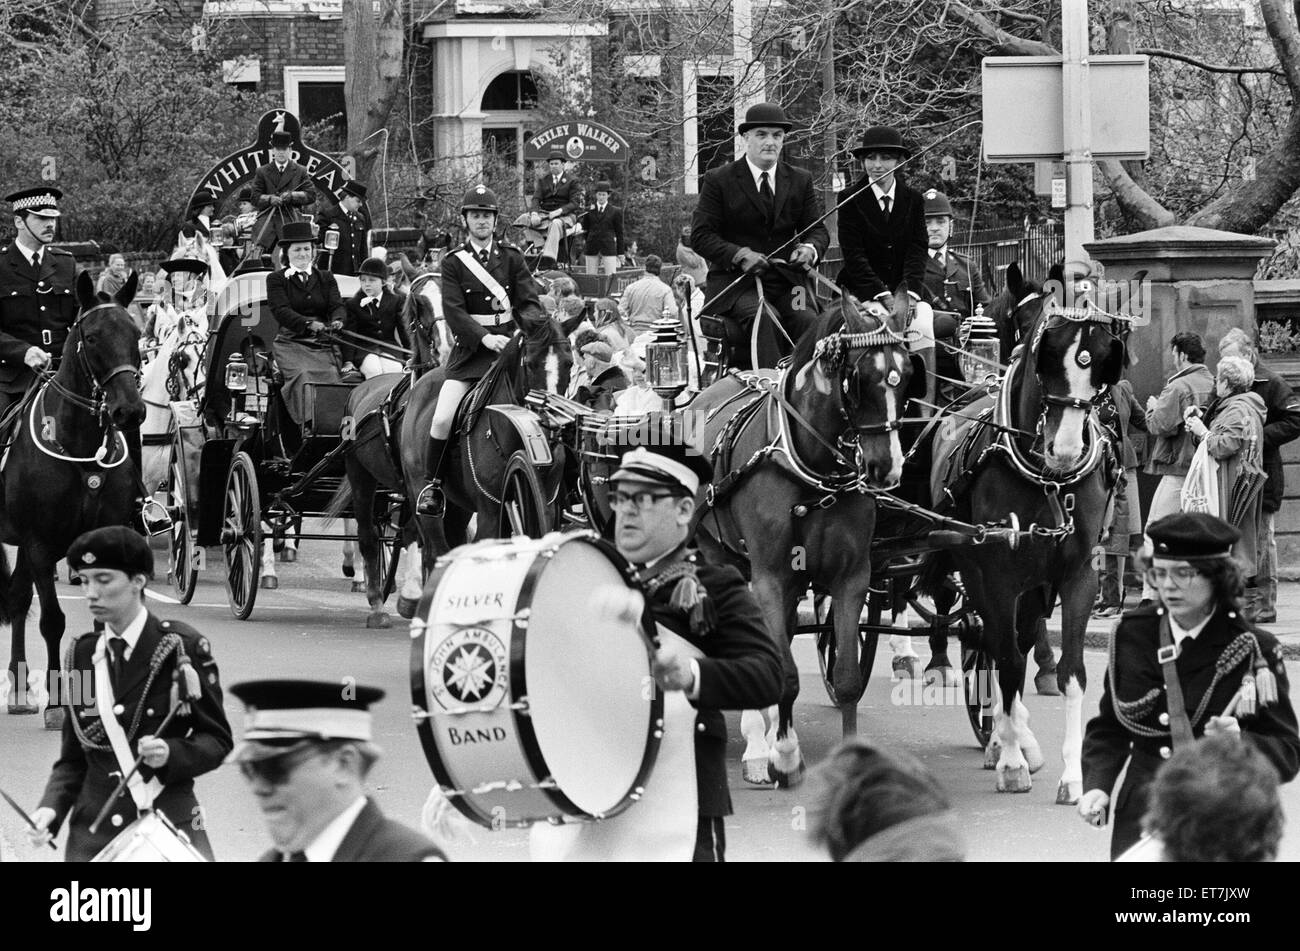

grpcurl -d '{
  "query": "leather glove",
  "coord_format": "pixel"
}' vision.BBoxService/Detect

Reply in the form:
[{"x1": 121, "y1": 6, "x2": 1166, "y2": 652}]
[{"x1": 734, "y1": 247, "x2": 769, "y2": 275}]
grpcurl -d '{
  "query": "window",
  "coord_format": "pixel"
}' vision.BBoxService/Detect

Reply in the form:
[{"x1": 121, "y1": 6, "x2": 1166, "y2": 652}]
[
  {"x1": 283, "y1": 66, "x2": 347, "y2": 148},
  {"x1": 695, "y1": 75, "x2": 735, "y2": 176},
  {"x1": 482, "y1": 71, "x2": 538, "y2": 112}
]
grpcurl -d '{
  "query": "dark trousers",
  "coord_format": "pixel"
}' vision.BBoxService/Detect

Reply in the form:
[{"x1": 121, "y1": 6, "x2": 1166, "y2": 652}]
[
  {"x1": 693, "y1": 815, "x2": 726, "y2": 863},
  {"x1": 718, "y1": 282, "x2": 817, "y2": 371}
]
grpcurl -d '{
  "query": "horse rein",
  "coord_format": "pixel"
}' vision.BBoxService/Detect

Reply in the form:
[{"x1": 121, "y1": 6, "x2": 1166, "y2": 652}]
[{"x1": 45, "y1": 302, "x2": 141, "y2": 414}]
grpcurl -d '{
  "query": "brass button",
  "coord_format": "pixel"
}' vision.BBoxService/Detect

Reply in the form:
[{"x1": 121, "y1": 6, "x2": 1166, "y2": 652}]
[
  {"x1": 1159, "y1": 746, "x2": 1171, "y2": 760},
  {"x1": 113, "y1": 703, "x2": 124, "y2": 715},
  {"x1": 696, "y1": 723, "x2": 705, "y2": 733},
  {"x1": 146, "y1": 708, "x2": 155, "y2": 716},
  {"x1": 111, "y1": 814, "x2": 124, "y2": 828},
  {"x1": 1158, "y1": 712, "x2": 1170, "y2": 726}
]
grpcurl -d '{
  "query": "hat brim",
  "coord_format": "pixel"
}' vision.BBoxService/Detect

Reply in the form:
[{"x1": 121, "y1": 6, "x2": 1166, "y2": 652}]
[
  {"x1": 852, "y1": 145, "x2": 910, "y2": 159},
  {"x1": 278, "y1": 234, "x2": 318, "y2": 247},
  {"x1": 738, "y1": 121, "x2": 793, "y2": 135}
]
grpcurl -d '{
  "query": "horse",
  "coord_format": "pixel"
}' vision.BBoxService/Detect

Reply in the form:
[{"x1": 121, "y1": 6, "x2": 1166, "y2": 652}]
[
  {"x1": 919, "y1": 262, "x2": 1124, "y2": 799},
  {"x1": 404, "y1": 271, "x2": 452, "y2": 374},
  {"x1": 691, "y1": 286, "x2": 915, "y2": 786},
  {"x1": 0, "y1": 271, "x2": 146, "y2": 727},
  {"x1": 139, "y1": 303, "x2": 207, "y2": 499}
]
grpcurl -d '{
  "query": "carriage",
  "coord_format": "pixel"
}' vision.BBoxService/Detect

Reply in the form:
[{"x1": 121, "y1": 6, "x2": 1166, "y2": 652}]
[{"x1": 161, "y1": 267, "x2": 406, "y2": 619}]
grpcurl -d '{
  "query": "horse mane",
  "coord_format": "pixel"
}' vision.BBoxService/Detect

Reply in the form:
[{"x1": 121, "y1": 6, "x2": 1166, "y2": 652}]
[{"x1": 788, "y1": 301, "x2": 851, "y2": 369}]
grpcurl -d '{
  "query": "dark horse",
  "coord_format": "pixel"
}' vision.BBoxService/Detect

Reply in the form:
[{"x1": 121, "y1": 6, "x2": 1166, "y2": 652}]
[
  {"x1": 692, "y1": 287, "x2": 914, "y2": 786},
  {"x1": 1, "y1": 271, "x2": 145, "y2": 726},
  {"x1": 921, "y1": 263, "x2": 1124, "y2": 799}
]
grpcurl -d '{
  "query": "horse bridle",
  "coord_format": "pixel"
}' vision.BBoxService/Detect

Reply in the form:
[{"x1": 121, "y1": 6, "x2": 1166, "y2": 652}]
[
  {"x1": 1021, "y1": 293, "x2": 1130, "y2": 432},
  {"x1": 46, "y1": 302, "x2": 141, "y2": 415}
]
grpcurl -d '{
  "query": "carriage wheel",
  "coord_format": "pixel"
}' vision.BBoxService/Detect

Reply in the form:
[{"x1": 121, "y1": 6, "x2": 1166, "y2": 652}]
[
  {"x1": 498, "y1": 450, "x2": 547, "y2": 539},
  {"x1": 221, "y1": 451, "x2": 262, "y2": 621},
  {"x1": 166, "y1": 438, "x2": 199, "y2": 605},
  {"x1": 376, "y1": 512, "x2": 402, "y2": 602},
  {"x1": 814, "y1": 595, "x2": 882, "y2": 705},
  {"x1": 962, "y1": 644, "x2": 996, "y2": 750},
  {"x1": 907, "y1": 573, "x2": 968, "y2": 627}
]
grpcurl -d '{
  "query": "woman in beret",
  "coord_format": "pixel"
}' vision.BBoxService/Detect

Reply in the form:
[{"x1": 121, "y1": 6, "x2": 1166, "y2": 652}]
[{"x1": 1078, "y1": 511, "x2": 1300, "y2": 859}]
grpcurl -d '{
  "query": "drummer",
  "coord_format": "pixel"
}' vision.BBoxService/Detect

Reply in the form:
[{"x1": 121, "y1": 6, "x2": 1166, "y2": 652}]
[
  {"x1": 610, "y1": 442, "x2": 782, "y2": 861},
  {"x1": 228, "y1": 679, "x2": 446, "y2": 862},
  {"x1": 26, "y1": 526, "x2": 232, "y2": 860}
]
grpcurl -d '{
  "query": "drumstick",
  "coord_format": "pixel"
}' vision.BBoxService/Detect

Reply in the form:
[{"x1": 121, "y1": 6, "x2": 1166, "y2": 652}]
[
  {"x1": 0, "y1": 786, "x2": 57, "y2": 849},
  {"x1": 1221, "y1": 689, "x2": 1243, "y2": 719}
]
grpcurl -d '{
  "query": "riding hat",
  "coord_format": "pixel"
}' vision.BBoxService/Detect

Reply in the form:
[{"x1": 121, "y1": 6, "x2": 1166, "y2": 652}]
[
  {"x1": 189, "y1": 193, "x2": 217, "y2": 213},
  {"x1": 67, "y1": 526, "x2": 155, "y2": 580},
  {"x1": 611, "y1": 443, "x2": 714, "y2": 497},
  {"x1": 922, "y1": 188, "x2": 954, "y2": 218},
  {"x1": 341, "y1": 180, "x2": 367, "y2": 199},
  {"x1": 6, "y1": 186, "x2": 63, "y2": 218},
  {"x1": 226, "y1": 679, "x2": 385, "y2": 763},
  {"x1": 358, "y1": 256, "x2": 388, "y2": 280},
  {"x1": 1145, "y1": 512, "x2": 1240, "y2": 562},
  {"x1": 160, "y1": 258, "x2": 209, "y2": 276},
  {"x1": 461, "y1": 185, "x2": 499, "y2": 214},
  {"x1": 593, "y1": 180, "x2": 613, "y2": 193},
  {"x1": 237, "y1": 186, "x2": 254, "y2": 203},
  {"x1": 852, "y1": 126, "x2": 910, "y2": 159},
  {"x1": 277, "y1": 220, "x2": 317, "y2": 247},
  {"x1": 270, "y1": 130, "x2": 294, "y2": 148},
  {"x1": 738, "y1": 102, "x2": 793, "y2": 135}
]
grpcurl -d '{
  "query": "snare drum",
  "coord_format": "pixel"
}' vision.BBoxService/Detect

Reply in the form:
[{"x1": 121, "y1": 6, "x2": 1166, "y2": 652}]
[
  {"x1": 411, "y1": 530, "x2": 662, "y2": 828},
  {"x1": 91, "y1": 811, "x2": 207, "y2": 863}
]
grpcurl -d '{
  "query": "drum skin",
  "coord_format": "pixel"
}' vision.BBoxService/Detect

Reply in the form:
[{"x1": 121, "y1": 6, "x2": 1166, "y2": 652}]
[
  {"x1": 91, "y1": 812, "x2": 207, "y2": 862},
  {"x1": 411, "y1": 531, "x2": 662, "y2": 828}
]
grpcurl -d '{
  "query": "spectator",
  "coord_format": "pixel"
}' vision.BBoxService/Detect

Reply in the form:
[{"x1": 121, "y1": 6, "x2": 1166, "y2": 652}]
[
  {"x1": 592, "y1": 297, "x2": 632, "y2": 352},
  {"x1": 1093, "y1": 378, "x2": 1148, "y2": 617},
  {"x1": 96, "y1": 253, "x2": 130, "y2": 297},
  {"x1": 619, "y1": 255, "x2": 679, "y2": 338},
  {"x1": 574, "y1": 340, "x2": 630, "y2": 412},
  {"x1": 612, "y1": 351, "x2": 665, "y2": 415},
  {"x1": 538, "y1": 294, "x2": 558, "y2": 317},
  {"x1": 808, "y1": 739, "x2": 965, "y2": 862},
  {"x1": 1217, "y1": 330, "x2": 1300, "y2": 624},
  {"x1": 1126, "y1": 735, "x2": 1285, "y2": 862},
  {"x1": 1184, "y1": 355, "x2": 1266, "y2": 579},
  {"x1": 1140, "y1": 331, "x2": 1214, "y2": 602}
]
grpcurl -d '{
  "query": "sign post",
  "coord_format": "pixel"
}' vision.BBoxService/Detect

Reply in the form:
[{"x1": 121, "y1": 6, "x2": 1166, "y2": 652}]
[{"x1": 1060, "y1": 0, "x2": 1094, "y2": 264}]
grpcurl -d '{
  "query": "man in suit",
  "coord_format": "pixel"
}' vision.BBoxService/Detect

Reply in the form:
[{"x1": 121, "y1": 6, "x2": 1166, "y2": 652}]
[
  {"x1": 610, "y1": 444, "x2": 783, "y2": 860},
  {"x1": 251, "y1": 129, "x2": 318, "y2": 259},
  {"x1": 689, "y1": 102, "x2": 829, "y2": 370},
  {"x1": 581, "y1": 180, "x2": 624, "y2": 276},
  {"x1": 27, "y1": 526, "x2": 233, "y2": 860},
  {"x1": 341, "y1": 256, "x2": 409, "y2": 378},
  {"x1": 920, "y1": 188, "x2": 989, "y2": 402},
  {"x1": 533, "y1": 145, "x2": 583, "y2": 269},
  {"x1": 228, "y1": 679, "x2": 445, "y2": 862},
  {"x1": 315, "y1": 179, "x2": 371, "y2": 277}
]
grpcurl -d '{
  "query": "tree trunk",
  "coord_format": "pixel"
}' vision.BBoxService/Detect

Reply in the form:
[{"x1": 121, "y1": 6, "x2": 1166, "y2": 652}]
[{"x1": 343, "y1": 0, "x2": 403, "y2": 198}]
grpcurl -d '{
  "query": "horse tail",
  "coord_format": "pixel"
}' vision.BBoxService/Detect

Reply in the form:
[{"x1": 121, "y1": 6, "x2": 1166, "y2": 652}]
[
  {"x1": 914, "y1": 548, "x2": 951, "y2": 604},
  {"x1": 323, "y1": 480, "x2": 353, "y2": 527},
  {"x1": 0, "y1": 545, "x2": 12, "y2": 626}
]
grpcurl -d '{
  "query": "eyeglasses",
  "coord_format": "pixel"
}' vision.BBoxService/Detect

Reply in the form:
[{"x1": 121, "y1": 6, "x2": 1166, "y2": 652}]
[
  {"x1": 609, "y1": 490, "x2": 677, "y2": 511},
  {"x1": 237, "y1": 744, "x2": 323, "y2": 786},
  {"x1": 1144, "y1": 565, "x2": 1204, "y2": 587}
]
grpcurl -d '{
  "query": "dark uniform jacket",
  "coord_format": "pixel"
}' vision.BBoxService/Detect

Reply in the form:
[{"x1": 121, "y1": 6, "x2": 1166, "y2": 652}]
[
  {"x1": 250, "y1": 160, "x2": 318, "y2": 249},
  {"x1": 574, "y1": 364, "x2": 629, "y2": 413},
  {"x1": 266, "y1": 267, "x2": 346, "y2": 342},
  {"x1": 315, "y1": 203, "x2": 372, "y2": 276},
  {"x1": 690, "y1": 159, "x2": 830, "y2": 314},
  {"x1": 643, "y1": 551, "x2": 783, "y2": 818},
  {"x1": 535, "y1": 173, "x2": 581, "y2": 216},
  {"x1": 0, "y1": 242, "x2": 79, "y2": 395},
  {"x1": 1247, "y1": 364, "x2": 1300, "y2": 514},
  {"x1": 38, "y1": 613, "x2": 233, "y2": 862},
  {"x1": 836, "y1": 175, "x2": 928, "y2": 302},
  {"x1": 341, "y1": 288, "x2": 409, "y2": 366},
  {"x1": 440, "y1": 241, "x2": 543, "y2": 382},
  {"x1": 581, "y1": 202, "x2": 625, "y2": 257},
  {"x1": 258, "y1": 798, "x2": 446, "y2": 862},
  {"x1": 923, "y1": 247, "x2": 990, "y2": 385},
  {"x1": 1081, "y1": 602, "x2": 1300, "y2": 858}
]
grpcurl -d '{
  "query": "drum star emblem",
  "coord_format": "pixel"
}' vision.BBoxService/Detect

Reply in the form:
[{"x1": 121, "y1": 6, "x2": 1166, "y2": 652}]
[
  {"x1": 427, "y1": 627, "x2": 509, "y2": 709},
  {"x1": 443, "y1": 644, "x2": 496, "y2": 702}
]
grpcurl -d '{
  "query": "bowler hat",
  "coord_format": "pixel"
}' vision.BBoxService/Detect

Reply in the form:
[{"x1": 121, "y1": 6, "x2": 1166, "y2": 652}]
[
  {"x1": 738, "y1": 102, "x2": 792, "y2": 135},
  {"x1": 852, "y1": 126, "x2": 910, "y2": 159},
  {"x1": 1145, "y1": 512, "x2": 1240, "y2": 561},
  {"x1": 341, "y1": 180, "x2": 367, "y2": 199},
  {"x1": 358, "y1": 256, "x2": 388, "y2": 279},
  {"x1": 67, "y1": 526, "x2": 154, "y2": 579},
  {"x1": 277, "y1": 220, "x2": 317, "y2": 247},
  {"x1": 594, "y1": 180, "x2": 612, "y2": 193},
  {"x1": 270, "y1": 130, "x2": 294, "y2": 148},
  {"x1": 189, "y1": 193, "x2": 217, "y2": 213}
]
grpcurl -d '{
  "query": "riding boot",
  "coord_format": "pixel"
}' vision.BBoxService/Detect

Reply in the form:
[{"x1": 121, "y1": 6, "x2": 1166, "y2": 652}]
[
  {"x1": 127, "y1": 428, "x2": 172, "y2": 537},
  {"x1": 415, "y1": 437, "x2": 449, "y2": 518}
]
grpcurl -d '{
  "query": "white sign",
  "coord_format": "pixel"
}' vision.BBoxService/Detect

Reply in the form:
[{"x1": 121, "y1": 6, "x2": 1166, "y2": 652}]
[{"x1": 1051, "y1": 177, "x2": 1068, "y2": 209}]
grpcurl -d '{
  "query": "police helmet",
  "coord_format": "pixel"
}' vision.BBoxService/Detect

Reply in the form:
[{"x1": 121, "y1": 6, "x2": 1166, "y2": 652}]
[
  {"x1": 922, "y1": 188, "x2": 954, "y2": 218},
  {"x1": 461, "y1": 185, "x2": 499, "y2": 214}
]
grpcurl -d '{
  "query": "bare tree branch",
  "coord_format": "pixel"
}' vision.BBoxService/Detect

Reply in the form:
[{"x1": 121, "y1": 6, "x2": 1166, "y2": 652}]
[
  {"x1": 1138, "y1": 47, "x2": 1285, "y2": 77},
  {"x1": 1261, "y1": 0, "x2": 1300, "y2": 95},
  {"x1": 946, "y1": 1, "x2": 1059, "y2": 55}
]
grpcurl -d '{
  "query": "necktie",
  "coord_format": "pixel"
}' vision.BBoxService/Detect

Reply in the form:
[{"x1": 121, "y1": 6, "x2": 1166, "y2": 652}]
[
  {"x1": 881, "y1": 195, "x2": 892, "y2": 217},
  {"x1": 295, "y1": 271, "x2": 306, "y2": 287},
  {"x1": 285, "y1": 851, "x2": 308, "y2": 862},
  {"x1": 31, "y1": 250, "x2": 42, "y2": 269},
  {"x1": 478, "y1": 249, "x2": 490, "y2": 265},
  {"x1": 108, "y1": 636, "x2": 126, "y2": 687},
  {"x1": 758, "y1": 171, "x2": 775, "y2": 221}
]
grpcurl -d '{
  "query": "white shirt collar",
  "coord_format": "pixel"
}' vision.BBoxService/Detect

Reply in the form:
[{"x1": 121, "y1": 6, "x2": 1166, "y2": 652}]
[
  {"x1": 17, "y1": 239, "x2": 42, "y2": 267},
  {"x1": 360, "y1": 291, "x2": 382, "y2": 307},
  {"x1": 296, "y1": 795, "x2": 367, "y2": 863},
  {"x1": 285, "y1": 266, "x2": 313, "y2": 280},
  {"x1": 276, "y1": 163, "x2": 287, "y2": 173},
  {"x1": 930, "y1": 246, "x2": 946, "y2": 261},
  {"x1": 1168, "y1": 610, "x2": 1213, "y2": 649},
  {"x1": 468, "y1": 238, "x2": 493, "y2": 257},
  {"x1": 104, "y1": 607, "x2": 148, "y2": 660},
  {"x1": 871, "y1": 180, "x2": 897, "y2": 204},
  {"x1": 745, "y1": 158, "x2": 777, "y2": 190}
]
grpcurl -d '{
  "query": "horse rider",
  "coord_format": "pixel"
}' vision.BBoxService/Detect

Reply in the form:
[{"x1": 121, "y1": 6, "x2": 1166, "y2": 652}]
[
  {"x1": 920, "y1": 188, "x2": 989, "y2": 404},
  {"x1": 581, "y1": 180, "x2": 625, "y2": 276},
  {"x1": 316, "y1": 179, "x2": 371, "y2": 277},
  {"x1": 188, "y1": 194, "x2": 217, "y2": 239},
  {"x1": 228, "y1": 679, "x2": 445, "y2": 861},
  {"x1": 415, "y1": 185, "x2": 545, "y2": 518},
  {"x1": 533, "y1": 144, "x2": 583, "y2": 270},
  {"x1": 144, "y1": 258, "x2": 210, "y2": 350},
  {"x1": 26, "y1": 526, "x2": 233, "y2": 860},
  {"x1": 689, "y1": 102, "x2": 829, "y2": 371},
  {"x1": 341, "y1": 256, "x2": 409, "y2": 379},
  {"x1": 251, "y1": 129, "x2": 318, "y2": 261}
]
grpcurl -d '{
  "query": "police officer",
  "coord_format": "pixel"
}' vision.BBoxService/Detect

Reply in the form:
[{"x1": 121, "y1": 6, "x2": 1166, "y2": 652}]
[
  {"x1": 920, "y1": 188, "x2": 989, "y2": 401},
  {"x1": 0, "y1": 186, "x2": 79, "y2": 429},
  {"x1": 315, "y1": 180, "x2": 371, "y2": 276},
  {"x1": 415, "y1": 185, "x2": 545, "y2": 518},
  {"x1": 26, "y1": 526, "x2": 233, "y2": 860}
]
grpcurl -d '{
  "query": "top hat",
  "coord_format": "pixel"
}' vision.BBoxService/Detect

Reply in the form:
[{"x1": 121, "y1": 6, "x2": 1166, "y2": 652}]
[
  {"x1": 277, "y1": 220, "x2": 317, "y2": 247},
  {"x1": 341, "y1": 180, "x2": 367, "y2": 199},
  {"x1": 270, "y1": 130, "x2": 294, "y2": 148},
  {"x1": 922, "y1": 188, "x2": 954, "y2": 218},
  {"x1": 5, "y1": 186, "x2": 63, "y2": 218},
  {"x1": 738, "y1": 102, "x2": 792, "y2": 135},
  {"x1": 852, "y1": 126, "x2": 910, "y2": 159}
]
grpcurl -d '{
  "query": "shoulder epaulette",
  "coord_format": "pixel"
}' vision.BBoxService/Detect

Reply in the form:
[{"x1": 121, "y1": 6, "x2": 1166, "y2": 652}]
[{"x1": 47, "y1": 246, "x2": 72, "y2": 256}]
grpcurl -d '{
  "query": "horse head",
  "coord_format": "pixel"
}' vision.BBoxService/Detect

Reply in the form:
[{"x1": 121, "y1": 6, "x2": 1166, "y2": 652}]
[
  {"x1": 404, "y1": 272, "x2": 450, "y2": 369},
  {"x1": 517, "y1": 306, "x2": 573, "y2": 397},
  {"x1": 71, "y1": 270, "x2": 146, "y2": 431},
  {"x1": 791, "y1": 284, "x2": 913, "y2": 488}
]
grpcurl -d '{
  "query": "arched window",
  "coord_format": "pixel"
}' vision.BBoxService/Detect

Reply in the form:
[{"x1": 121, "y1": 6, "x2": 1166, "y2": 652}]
[
  {"x1": 482, "y1": 71, "x2": 539, "y2": 111},
  {"x1": 481, "y1": 71, "x2": 539, "y2": 176}
]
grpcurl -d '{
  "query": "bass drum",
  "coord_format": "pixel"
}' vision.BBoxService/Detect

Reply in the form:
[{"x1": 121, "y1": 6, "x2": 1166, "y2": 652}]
[
  {"x1": 411, "y1": 530, "x2": 661, "y2": 828},
  {"x1": 91, "y1": 811, "x2": 207, "y2": 863}
]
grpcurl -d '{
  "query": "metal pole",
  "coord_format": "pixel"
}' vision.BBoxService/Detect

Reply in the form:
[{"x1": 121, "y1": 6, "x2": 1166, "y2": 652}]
[
  {"x1": 822, "y1": 6, "x2": 838, "y2": 239},
  {"x1": 1061, "y1": 0, "x2": 1095, "y2": 265}
]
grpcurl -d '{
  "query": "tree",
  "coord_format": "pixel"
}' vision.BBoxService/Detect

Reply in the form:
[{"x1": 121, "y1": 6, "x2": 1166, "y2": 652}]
[{"x1": 341, "y1": 0, "x2": 404, "y2": 189}]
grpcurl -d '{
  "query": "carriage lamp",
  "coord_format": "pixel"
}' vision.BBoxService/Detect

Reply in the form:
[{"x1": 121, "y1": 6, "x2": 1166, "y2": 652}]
[
  {"x1": 645, "y1": 318, "x2": 689, "y2": 411},
  {"x1": 225, "y1": 353, "x2": 248, "y2": 393},
  {"x1": 959, "y1": 305, "x2": 1000, "y2": 387},
  {"x1": 324, "y1": 223, "x2": 341, "y2": 252},
  {"x1": 210, "y1": 227, "x2": 225, "y2": 249}
]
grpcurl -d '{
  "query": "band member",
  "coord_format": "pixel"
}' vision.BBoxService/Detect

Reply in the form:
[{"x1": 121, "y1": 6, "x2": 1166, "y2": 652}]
[
  {"x1": 415, "y1": 185, "x2": 544, "y2": 517},
  {"x1": 920, "y1": 188, "x2": 989, "y2": 401},
  {"x1": 26, "y1": 526, "x2": 233, "y2": 860},
  {"x1": 341, "y1": 256, "x2": 409, "y2": 378},
  {"x1": 316, "y1": 180, "x2": 371, "y2": 276},
  {"x1": 690, "y1": 102, "x2": 829, "y2": 370},
  {"x1": 581, "y1": 180, "x2": 624, "y2": 276},
  {"x1": 228, "y1": 679, "x2": 446, "y2": 862},
  {"x1": 251, "y1": 129, "x2": 318, "y2": 259},
  {"x1": 533, "y1": 145, "x2": 582, "y2": 269},
  {"x1": 1079, "y1": 512, "x2": 1300, "y2": 859}
]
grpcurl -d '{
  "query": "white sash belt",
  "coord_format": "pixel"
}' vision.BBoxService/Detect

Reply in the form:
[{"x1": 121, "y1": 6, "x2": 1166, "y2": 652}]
[{"x1": 94, "y1": 638, "x2": 162, "y2": 811}]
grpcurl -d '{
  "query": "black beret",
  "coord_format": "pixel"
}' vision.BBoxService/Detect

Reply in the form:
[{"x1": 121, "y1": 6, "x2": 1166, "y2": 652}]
[
  {"x1": 1146, "y1": 512, "x2": 1240, "y2": 561},
  {"x1": 66, "y1": 526, "x2": 154, "y2": 579}
]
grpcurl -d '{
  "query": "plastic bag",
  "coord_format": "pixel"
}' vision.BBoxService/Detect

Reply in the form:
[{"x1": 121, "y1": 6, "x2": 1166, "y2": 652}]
[{"x1": 1180, "y1": 439, "x2": 1220, "y2": 514}]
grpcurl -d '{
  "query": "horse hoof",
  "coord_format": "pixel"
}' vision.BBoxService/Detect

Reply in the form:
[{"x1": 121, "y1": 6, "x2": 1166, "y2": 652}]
[
  {"x1": 279, "y1": 549, "x2": 298, "y2": 563},
  {"x1": 768, "y1": 760, "x2": 805, "y2": 789},
  {"x1": 1034, "y1": 670, "x2": 1061, "y2": 697},
  {"x1": 43, "y1": 707, "x2": 65, "y2": 731},
  {"x1": 891, "y1": 656, "x2": 919, "y2": 682},
  {"x1": 396, "y1": 596, "x2": 418, "y2": 620},
  {"x1": 1055, "y1": 780, "x2": 1082, "y2": 805},
  {"x1": 351, "y1": 581, "x2": 365, "y2": 594},
  {"x1": 342, "y1": 563, "x2": 356, "y2": 578},
  {"x1": 923, "y1": 664, "x2": 960, "y2": 688},
  {"x1": 7, "y1": 703, "x2": 39, "y2": 716},
  {"x1": 996, "y1": 765, "x2": 1032, "y2": 793},
  {"x1": 983, "y1": 740, "x2": 1002, "y2": 770},
  {"x1": 366, "y1": 612, "x2": 391, "y2": 630},
  {"x1": 260, "y1": 575, "x2": 278, "y2": 590},
  {"x1": 742, "y1": 759, "x2": 774, "y2": 786}
]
